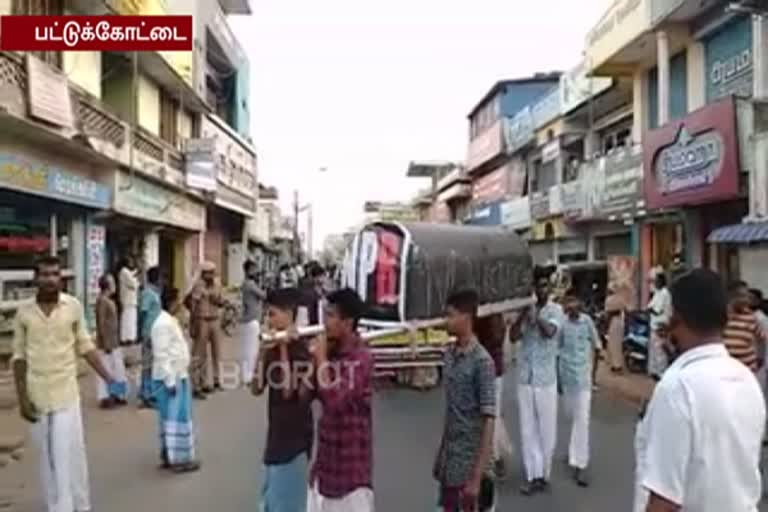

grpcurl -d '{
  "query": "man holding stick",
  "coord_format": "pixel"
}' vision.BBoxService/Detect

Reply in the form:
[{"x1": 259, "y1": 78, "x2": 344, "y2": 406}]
[{"x1": 510, "y1": 275, "x2": 562, "y2": 496}]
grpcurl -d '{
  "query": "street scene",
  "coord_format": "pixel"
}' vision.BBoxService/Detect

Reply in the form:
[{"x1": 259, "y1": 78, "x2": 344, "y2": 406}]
[{"x1": 4, "y1": 0, "x2": 768, "y2": 511}]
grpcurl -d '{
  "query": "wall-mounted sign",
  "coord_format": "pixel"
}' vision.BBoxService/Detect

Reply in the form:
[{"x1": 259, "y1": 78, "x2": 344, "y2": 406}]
[
  {"x1": 529, "y1": 190, "x2": 551, "y2": 220},
  {"x1": 26, "y1": 54, "x2": 74, "y2": 128},
  {"x1": 201, "y1": 114, "x2": 256, "y2": 195},
  {"x1": 467, "y1": 200, "x2": 502, "y2": 226},
  {"x1": 472, "y1": 165, "x2": 507, "y2": 205},
  {"x1": 86, "y1": 224, "x2": 106, "y2": 308},
  {"x1": 466, "y1": 118, "x2": 505, "y2": 171},
  {"x1": 541, "y1": 140, "x2": 561, "y2": 163},
  {"x1": 643, "y1": 97, "x2": 740, "y2": 209},
  {"x1": 184, "y1": 137, "x2": 217, "y2": 192},
  {"x1": 505, "y1": 106, "x2": 535, "y2": 154},
  {"x1": 586, "y1": 0, "x2": 650, "y2": 73},
  {"x1": 560, "y1": 59, "x2": 614, "y2": 114},
  {"x1": 0, "y1": 153, "x2": 111, "y2": 208},
  {"x1": 704, "y1": 15, "x2": 753, "y2": 102},
  {"x1": 216, "y1": 183, "x2": 256, "y2": 217},
  {"x1": 501, "y1": 196, "x2": 531, "y2": 230},
  {"x1": 560, "y1": 180, "x2": 585, "y2": 220},
  {"x1": 532, "y1": 88, "x2": 561, "y2": 129},
  {"x1": 587, "y1": 144, "x2": 644, "y2": 220},
  {"x1": 114, "y1": 172, "x2": 205, "y2": 230}
]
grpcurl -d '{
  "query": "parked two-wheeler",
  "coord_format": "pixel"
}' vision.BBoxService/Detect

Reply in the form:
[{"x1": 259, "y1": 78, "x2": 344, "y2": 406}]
[{"x1": 623, "y1": 310, "x2": 650, "y2": 373}]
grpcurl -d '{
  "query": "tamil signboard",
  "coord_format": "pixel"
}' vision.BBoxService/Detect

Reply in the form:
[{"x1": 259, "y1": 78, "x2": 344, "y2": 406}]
[
  {"x1": 472, "y1": 165, "x2": 507, "y2": 205},
  {"x1": 505, "y1": 106, "x2": 535, "y2": 154},
  {"x1": 501, "y1": 196, "x2": 531, "y2": 230},
  {"x1": 704, "y1": 15, "x2": 753, "y2": 102},
  {"x1": 560, "y1": 59, "x2": 614, "y2": 114},
  {"x1": 583, "y1": 144, "x2": 645, "y2": 220},
  {"x1": 586, "y1": 0, "x2": 651, "y2": 73},
  {"x1": 466, "y1": 118, "x2": 505, "y2": 171},
  {"x1": 529, "y1": 190, "x2": 551, "y2": 220},
  {"x1": 26, "y1": 54, "x2": 74, "y2": 129},
  {"x1": 467, "y1": 200, "x2": 502, "y2": 226},
  {"x1": 560, "y1": 179, "x2": 585, "y2": 220},
  {"x1": 643, "y1": 97, "x2": 740, "y2": 209},
  {"x1": 114, "y1": 172, "x2": 205, "y2": 230},
  {"x1": 184, "y1": 137, "x2": 217, "y2": 192}
]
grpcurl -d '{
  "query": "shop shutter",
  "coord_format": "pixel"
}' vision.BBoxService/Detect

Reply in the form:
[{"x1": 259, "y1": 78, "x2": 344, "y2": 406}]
[
  {"x1": 595, "y1": 233, "x2": 632, "y2": 260},
  {"x1": 529, "y1": 241, "x2": 555, "y2": 266}
]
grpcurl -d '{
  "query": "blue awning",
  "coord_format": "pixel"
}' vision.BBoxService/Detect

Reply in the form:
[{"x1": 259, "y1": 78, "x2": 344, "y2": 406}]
[{"x1": 708, "y1": 222, "x2": 768, "y2": 244}]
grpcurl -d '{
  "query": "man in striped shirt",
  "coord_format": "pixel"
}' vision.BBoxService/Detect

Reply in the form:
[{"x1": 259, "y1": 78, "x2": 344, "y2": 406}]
[{"x1": 723, "y1": 281, "x2": 766, "y2": 372}]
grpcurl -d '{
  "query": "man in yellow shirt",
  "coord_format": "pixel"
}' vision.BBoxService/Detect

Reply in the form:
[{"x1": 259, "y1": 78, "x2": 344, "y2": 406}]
[{"x1": 12, "y1": 255, "x2": 114, "y2": 512}]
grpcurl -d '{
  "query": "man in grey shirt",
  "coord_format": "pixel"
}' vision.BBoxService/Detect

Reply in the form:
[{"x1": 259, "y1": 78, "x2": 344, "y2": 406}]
[
  {"x1": 434, "y1": 289, "x2": 496, "y2": 511},
  {"x1": 240, "y1": 260, "x2": 266, "y2": 386}
]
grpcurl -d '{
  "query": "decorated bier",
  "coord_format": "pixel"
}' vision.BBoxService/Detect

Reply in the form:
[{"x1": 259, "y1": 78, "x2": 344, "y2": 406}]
[{"x1": 342, "y1": 221, "x2": 534, "y2": 323}]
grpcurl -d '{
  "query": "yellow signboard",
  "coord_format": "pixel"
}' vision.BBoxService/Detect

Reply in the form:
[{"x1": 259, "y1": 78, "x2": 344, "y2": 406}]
[
  {"x1": 113, "y1": 0, "x2": 167, "y2": 15},
  {"x1": 159, "y1": 50, "x2": 193, "y2": 86},
  {"x1": 585, "y1": 0, "x2": 651, "y2": 73}
]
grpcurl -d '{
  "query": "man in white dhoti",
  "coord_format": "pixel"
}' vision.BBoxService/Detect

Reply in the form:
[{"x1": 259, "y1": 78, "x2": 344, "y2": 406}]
[
  {"x1": 510, "y1": 276, "x2": 562, "y2": 496},
  {"x1": 119, "y1": 255, "x2": 139, "y2": 345},
  {"x1": 12, "y1": 256, "x2": 115, "y2": 512},
  {"x1": 558, "y1": 293, "x2": 603, "y2": 487},
  {"x1": 240, "y1": 260, "x2": 265, "y2": 386}
]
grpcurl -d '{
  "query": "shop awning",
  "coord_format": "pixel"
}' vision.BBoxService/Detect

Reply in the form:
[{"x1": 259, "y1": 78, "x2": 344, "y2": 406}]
[{"x1": 708, "y1": 222, "x2": 768, "y2": 244}]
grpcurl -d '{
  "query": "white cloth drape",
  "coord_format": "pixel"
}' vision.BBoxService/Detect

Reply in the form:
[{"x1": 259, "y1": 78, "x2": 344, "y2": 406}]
[
  {"x1": 240, "y1": 319, "x2": 261, "y2": 385},
  {"x1": 307, "y1": 482, "x2": 374, "y2": 512},
  {"x1": 563, "y1": 389, "x2": 592, "y2": 470},
  {"x1": 95, "y1": 348, "x2": 127, "y2": 401},
  {"x1": 120, "y1": 306, "x2": 137, "y2": 342},
  {"x1": 517, "y1": 384, "x2": 558, "y2": 481},
  {"x1": 30, "y1": 401, "x2": 91, "y2": 512}
]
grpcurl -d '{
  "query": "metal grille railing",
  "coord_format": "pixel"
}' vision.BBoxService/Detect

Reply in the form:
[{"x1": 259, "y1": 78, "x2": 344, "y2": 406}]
[
  {"x1": 133, "y1": 129, "x2": 164, "y2": 162},
  {"x1": 75, "y1": 93, "x2": 127, "y2": 148},
  {"x1": 0, "y1": 53, "x2": 26, "y2": 90}
]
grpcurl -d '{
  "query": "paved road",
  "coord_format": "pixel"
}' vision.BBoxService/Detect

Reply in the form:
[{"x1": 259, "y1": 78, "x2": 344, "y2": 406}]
[{"x1": 11, "y1": 372, "x2": 768, "y2": 511}]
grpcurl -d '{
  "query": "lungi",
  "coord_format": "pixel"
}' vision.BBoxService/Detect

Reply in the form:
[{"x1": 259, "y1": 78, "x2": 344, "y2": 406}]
[
  {"x1": 517, "y1": 384, "x2": 557, "y2": 481},
  {"x1": 647, "y1": 332, "x2": 669, "y2": 379},
  {"x1": 30, "y1": 401, "x2": 91, "y2": 512},
  {"x1": 139, "y1": 336, "x2": 156, "y2": 404},
  {"x1": 240, "y1": 319, "x2": 261, "y2": 386},
  {"x1": 155, "y1": 378, "x2": 197, "y2": 466},
  {"x1": 95, "y1": 348, "x2": 128, "y2": 401},
  {"x1": 120, "y1": 306, "x2": 138, "y2": 343},
  {"x1": 307, "y1": 483, "x2": 374, "y2": 512},
  {"x1": 261, "y1": 453, "x2": 308, "y2": 512}
]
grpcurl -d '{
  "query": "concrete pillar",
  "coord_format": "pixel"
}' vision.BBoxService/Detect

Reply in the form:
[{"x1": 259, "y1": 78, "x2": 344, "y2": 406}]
[
  {"x1": 632, "y1": 71, "x2": 648, "y2": 144},
  {"x1": 657, "y1": 30, "x2": 671, "y2": 126},
  {"x1": 686, "y1": 41, "x2": 706, "y2": 112},
  {"x1": 754, "y1": 14, "x2": 768, "y2": 100},
  {"x1": 584, "y1": 130, "x2": 600, "y2": 160}
]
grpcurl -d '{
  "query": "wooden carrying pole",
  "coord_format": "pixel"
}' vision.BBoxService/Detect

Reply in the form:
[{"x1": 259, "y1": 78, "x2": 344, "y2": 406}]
[{"x1": 259, "y1": 296, "x2": 535, "y2": 348}]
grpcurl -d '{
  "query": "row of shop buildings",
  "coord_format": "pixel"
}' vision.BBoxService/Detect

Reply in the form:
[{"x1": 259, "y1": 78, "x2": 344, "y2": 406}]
[
  {"x1": 0, "y1": 0, "x2": 264, "y2": 349},
  {"x1": 410, "y1": 0, "x2": 768, "y2": 305}
]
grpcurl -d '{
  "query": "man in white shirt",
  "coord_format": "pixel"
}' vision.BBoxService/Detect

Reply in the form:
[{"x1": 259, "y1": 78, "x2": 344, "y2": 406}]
[
  {"x1": 119, "y1": 256, "x2": 140, "y2": 345},
  {"x1": 635, "y1": 268, "x2": 765, "y2": 512}
]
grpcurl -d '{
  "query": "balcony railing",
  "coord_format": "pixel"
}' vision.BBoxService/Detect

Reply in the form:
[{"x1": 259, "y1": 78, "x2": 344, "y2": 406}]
[{"x1": 0, "y1": 51, "x2": 189, "y2": 192}]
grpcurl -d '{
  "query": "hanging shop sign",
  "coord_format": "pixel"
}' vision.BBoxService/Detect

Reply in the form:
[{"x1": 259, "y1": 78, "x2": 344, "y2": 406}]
[
  {"x1": 560, "y1": 59, "x2": 614, "y2": 115},
  {"x1": 582, "y1": 144, "x2": 644, "y2": 220},
  {"x1": 26, "y1": 54, "x2": 74, "y2": 129},
  {"x1": 704, "y1": 15, "x2": 753, "y2": 102},
  {"x1": 466, "y1": 118, "x2": 505, "y2": 172},
  {"x1": 505, "y1": 106, "x2": 535, "y2": 154},
  {"x1": 643, "y1": 97, "x2": 740, "y2": 209},
  {"x1": 216, "y1": 183, "x2": 256, "y2": 217},
  {"x1": 184, "y1": 137, "x2": 217, "y2": 192},
  {"x1": 114, "y1": 172, "x2": 205, "y2": 231},
  {"x1": 0, "y1": 153, "x2": 111, "y2": 208},
  {"x1": 201, "y1": 114, "x2": 257, "y2": 195}
]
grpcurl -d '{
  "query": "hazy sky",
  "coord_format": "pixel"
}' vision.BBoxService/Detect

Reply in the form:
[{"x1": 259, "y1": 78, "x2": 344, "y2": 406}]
[{"x1": 230, "y1": 0, "x2": 611, "y2": 249}]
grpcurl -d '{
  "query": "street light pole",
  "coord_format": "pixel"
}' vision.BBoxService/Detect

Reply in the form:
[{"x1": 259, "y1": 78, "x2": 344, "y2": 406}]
[{"x1": 293, "y1": 189, "x2": 300, "y2": 262}]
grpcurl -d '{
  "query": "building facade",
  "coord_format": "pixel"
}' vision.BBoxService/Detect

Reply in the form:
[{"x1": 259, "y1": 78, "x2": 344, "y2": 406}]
[{"x1": 0, "y1": 0, "x2": 257, "y2": 353}]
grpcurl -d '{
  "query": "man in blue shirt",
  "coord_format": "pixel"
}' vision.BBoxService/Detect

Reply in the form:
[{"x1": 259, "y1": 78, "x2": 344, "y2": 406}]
[
  {"x1": 559, "y1": 293, "x2": 603, "y2": 487},
  {"x1": 510, "y1": 276, "x2": 562, "y2": 496},
  {"x1": 139, "y1": 266, "x2": 162, "y2": 408}
]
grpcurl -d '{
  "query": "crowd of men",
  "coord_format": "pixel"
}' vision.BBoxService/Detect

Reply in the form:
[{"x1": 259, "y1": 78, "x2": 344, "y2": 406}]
[{"x1": 9, "y1": 251, "x2": 768, "y2": 512}]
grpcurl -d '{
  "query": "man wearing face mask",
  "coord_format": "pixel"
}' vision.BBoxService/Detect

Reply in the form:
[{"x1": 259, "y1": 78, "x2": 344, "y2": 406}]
[{"x1": 634, "y1": 269, "x2": 765, "y2": 512}]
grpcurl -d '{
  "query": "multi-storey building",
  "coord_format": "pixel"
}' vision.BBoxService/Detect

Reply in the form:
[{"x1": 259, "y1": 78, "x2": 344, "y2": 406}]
[{"x1": 0, "y1": 0, "x2": 257, "y2": 352}]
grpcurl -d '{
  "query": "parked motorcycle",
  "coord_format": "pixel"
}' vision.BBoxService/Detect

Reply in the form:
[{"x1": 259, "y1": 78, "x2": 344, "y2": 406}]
[{"x1": 623, "y1": 310, "x2": 650, "y2": 373}]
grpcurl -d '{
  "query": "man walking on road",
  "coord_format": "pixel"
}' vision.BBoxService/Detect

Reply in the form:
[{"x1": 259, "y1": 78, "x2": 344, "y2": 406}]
[
  {"x1": 511, "y1": 275, "x2": 562, "y2": 496},
  {"x1": 95, "y1": 274, "x2": 128, "y2": 408},
  {"x1": 186, "y1": 261, "x2": 224, "y2": 398},
  {"x1": 139, "y1": 266, "x2": 162, "y2": 408},
  {"x1": 253, "y1": 288, "x2": 314, "y2": 512},
  {"x1": 240, "y1": 260, "x2": 266, "y2": 387},
  {"x1": 635, "y1": 269, "x2": 765, "y2": 512},
  {"x1": 559, "y1": 293, "x2": 602, "y2": 487},
  {"x1": 119, "y1": 255, "x2": 140, "y2": 346},
  {"x1": 434, "y1": 290, "x2": 497, "y2": 512},
  {"x1": 12, "y1": 256, "x2": 116, "y2": 512},
  {"x1": 308, "y1": 288, "x2": 374, "y2": 512}
]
